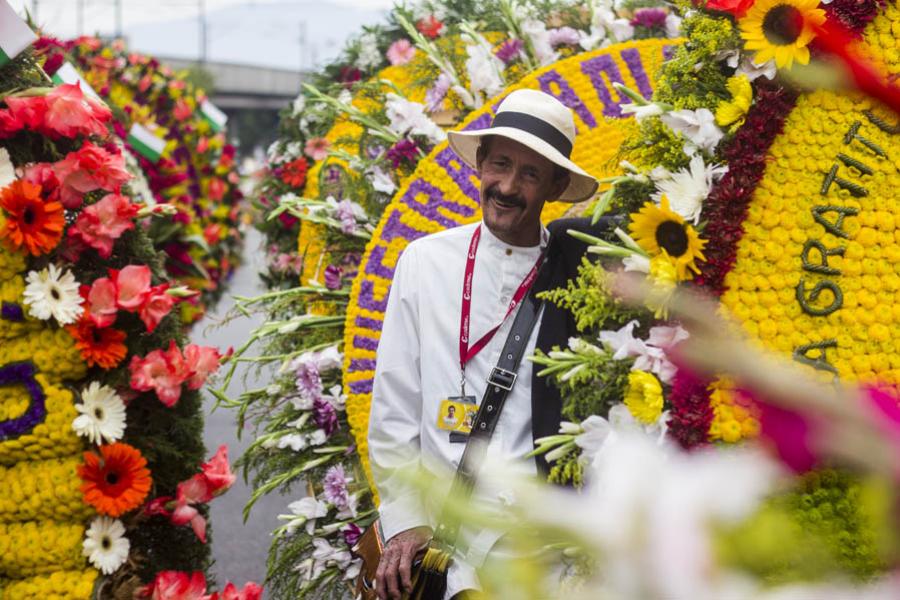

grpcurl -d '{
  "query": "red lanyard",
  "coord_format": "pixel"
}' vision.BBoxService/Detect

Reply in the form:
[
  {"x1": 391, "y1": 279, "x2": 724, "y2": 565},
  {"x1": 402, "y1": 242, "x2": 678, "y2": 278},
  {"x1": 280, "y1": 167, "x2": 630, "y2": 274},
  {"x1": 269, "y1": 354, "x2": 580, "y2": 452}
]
[{"x1": 459, "y1": 225, "x2": 545, "y2": 377}]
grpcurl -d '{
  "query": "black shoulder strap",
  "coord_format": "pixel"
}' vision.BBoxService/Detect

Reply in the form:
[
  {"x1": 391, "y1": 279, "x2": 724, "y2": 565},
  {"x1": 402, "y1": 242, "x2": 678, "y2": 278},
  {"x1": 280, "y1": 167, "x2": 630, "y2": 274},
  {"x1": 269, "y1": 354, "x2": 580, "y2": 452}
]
[{"x1": 432, "y1": 251, "x2": 552, "y2": 549}]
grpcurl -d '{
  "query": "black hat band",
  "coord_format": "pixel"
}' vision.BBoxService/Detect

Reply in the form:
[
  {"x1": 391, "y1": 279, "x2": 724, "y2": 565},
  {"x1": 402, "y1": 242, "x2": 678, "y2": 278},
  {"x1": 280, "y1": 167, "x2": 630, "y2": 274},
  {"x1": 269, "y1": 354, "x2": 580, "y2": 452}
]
[{"x1": 489, "y1": 110, "x2": 573, "y2": 158}]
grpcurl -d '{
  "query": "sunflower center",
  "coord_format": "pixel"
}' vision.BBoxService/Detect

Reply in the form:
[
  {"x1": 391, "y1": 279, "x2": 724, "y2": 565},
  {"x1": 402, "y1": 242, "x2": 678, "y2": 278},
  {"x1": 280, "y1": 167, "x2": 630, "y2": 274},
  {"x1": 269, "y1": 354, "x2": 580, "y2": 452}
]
[
  {"x1": 655, "y1": 220, "x2": 689, "y2": 257},
  {"x1": 23, "y1": 207, "x2": 35, "y2": 225},
  {"x1": 101, "y1": 535, "x2": 111, "y2": 550},
  {"x1": 763, "y1": 5, "x2": 804, "y2": 46},
  {"x1": 105, "y1": 472, "x2": 120, "y2": 485}
]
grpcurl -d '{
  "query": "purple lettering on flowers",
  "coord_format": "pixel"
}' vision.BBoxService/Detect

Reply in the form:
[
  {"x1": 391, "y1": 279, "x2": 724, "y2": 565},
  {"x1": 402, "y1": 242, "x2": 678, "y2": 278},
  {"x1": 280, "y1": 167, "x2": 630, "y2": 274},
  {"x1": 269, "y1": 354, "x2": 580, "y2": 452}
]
[
  {"x1": 1, "y1": 302, "x2": 24, "y2": 322},
  {"x1": 538, "y1": 71, "x2": 597, "y2": 129},
  {"x1": 620, "y1": 48, "x2": 653, "y2": 101},
  {"x1": 400, "y1": 179, "x2": 475, "y2": 228},
  {"x1": 356, "y1": 316, "x2": 383, "y2": 331},
  {"x1": 356, "y1": 280, "x2": 388, "y2": 313},
  {"x1": 0, "y1": 362, "x2": 46, "y2": 441},
  {"x1": 463, "y1": 113, "x2": 493, "y2": 131},
  {"x1": 365, "y1": 246, "x2": 397, "y2": 280},
  {"x1": 580, "y1": 54, "x2": 627, "y2": 118},
  {"x1": 353, "y1": 334, "x2": 380, "y2": 352},
  {"x1": 381, "y1": 210, "x2": 425, "y2": 244},
  {"x1": 350, "y1": 358, "x2": 377, "y2": 371},
  {"x1": 435, "y1": 146, "x2": 480, "y2": 204},
  {"x1": 349, "y1": 379, "x2": 374, "y2": 394},
  {"x1": 663, "y1": 44, "x2": 678, "y2": 60},
  {"x1": 314, "y1": 398, "x2": 339, "y2": 436},
  {"x1": 323, "y1": 465, "x2": 350, "y2": 509}
]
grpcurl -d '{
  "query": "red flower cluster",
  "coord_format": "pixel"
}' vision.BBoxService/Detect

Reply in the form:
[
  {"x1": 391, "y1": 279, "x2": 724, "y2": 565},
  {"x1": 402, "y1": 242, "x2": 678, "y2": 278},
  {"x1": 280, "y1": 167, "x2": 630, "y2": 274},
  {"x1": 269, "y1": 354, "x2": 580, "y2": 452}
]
[
  {"x1": 416, "y1": 15, "x2": 445, "y2": 38},
  {"x1": 129, "y1": 340, "x2": 224, "y2": 406},
  {"x1": 0, "y1": 83, "x2": 111, "y2": 140},
  {"x1": 145, "y1": 445, "x2": 236, "y2": 543},
  {"x1": 69, "y1": 192, "x2": 139, "y2": 258},
  {"x1": 138, "y1": 570, "x2": 261, "y2": 600},
  {"x1": 666, "y1": 368, "x2": 716, "y2": 449},
  {"x1": 85, "y1": 264, "x2": 176, "y2": 332},
  {"x1": 53, "y1": 140, "x2": 131, "y2": 208},
  {"x1": 280, "y1": 157, "x2": 308, "y2": 188},
  {"x1": 701, "y1": 0, "x2": 755, "y2": 17}
]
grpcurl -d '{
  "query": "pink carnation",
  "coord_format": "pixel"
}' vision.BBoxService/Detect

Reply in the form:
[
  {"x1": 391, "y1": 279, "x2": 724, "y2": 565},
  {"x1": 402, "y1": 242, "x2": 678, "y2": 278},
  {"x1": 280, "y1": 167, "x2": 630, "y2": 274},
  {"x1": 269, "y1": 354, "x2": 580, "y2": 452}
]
[
  {"x1": 386, "y1": 39, "x2": 416, "y2": 65},
  {"x1": 69, "y1": 193, "x2": 138, "y2": 258},
  {"x1": 53, "y1": 141, "x2": 131, "y2": 208},
  {"x1": 304, "y1": 137, "x2": 331, "y2": 161}
]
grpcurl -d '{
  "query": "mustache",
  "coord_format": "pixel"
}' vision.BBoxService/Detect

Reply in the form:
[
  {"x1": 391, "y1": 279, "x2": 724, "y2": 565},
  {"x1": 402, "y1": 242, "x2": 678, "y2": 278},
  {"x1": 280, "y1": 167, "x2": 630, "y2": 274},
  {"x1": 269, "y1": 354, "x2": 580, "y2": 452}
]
[{"x1": 486, "y1": 187, "x2": 525, "y2": 208}]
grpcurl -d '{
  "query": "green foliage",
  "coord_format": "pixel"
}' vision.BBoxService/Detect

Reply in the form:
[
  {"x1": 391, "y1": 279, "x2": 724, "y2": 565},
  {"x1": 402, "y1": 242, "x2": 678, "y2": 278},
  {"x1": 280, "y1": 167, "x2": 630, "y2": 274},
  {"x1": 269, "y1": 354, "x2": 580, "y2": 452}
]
[
  {"x1": 559, "y1": 358, "x2": 632, "y2": 424},
  {"x1": 539, "y1": 257, "x2": 638, "y2": 333},
  {"x1": 548, "y1": 446, "x2": 584, "y2": 488},
  {"x1": 716, "y1": 470, "x2": 895, "y2": 584}
]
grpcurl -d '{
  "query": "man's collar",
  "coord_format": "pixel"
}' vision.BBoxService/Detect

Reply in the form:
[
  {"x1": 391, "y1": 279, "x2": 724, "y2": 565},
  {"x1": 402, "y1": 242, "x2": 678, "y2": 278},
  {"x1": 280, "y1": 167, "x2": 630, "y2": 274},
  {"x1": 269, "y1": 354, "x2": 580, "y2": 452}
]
[{"x1": 479, "y1": 221, "x2": 549, "y2": 254}]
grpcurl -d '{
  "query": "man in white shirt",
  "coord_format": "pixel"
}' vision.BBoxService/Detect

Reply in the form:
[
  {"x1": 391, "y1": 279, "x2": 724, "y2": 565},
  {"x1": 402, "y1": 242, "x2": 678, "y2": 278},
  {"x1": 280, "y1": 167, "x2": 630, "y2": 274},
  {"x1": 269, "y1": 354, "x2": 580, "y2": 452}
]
[{"x1": 369, "y1": 89, "x2": 601, "y2": 600}]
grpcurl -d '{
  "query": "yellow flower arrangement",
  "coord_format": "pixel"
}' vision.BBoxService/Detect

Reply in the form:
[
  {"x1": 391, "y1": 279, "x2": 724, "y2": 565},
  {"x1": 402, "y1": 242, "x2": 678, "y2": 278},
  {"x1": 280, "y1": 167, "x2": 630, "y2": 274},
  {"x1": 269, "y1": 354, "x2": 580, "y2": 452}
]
[
  {"x1": 629, "y1": 196, "x2": 707, "y2": 281},
  {"x1": 0, "y1": 569, "x2": 99, "y2": 600},
  {"x1": 716, "y1": 74, "x2": 753, "y2": 131},
  {"x1": 707, "y1": 381, "x2": 761, "y2": 443},
  {"x1": 0, "y1": 457, "x2": 91, "y2": 522},
  {"x1": 344, "y1": 38, "x2": 680, "y2": 496},
  {"x1": 721, "y1": 3, "x2": 900, "y2": 411},
  {"x1": 738, "y1": 0, "x2": 826, "y2": 69},
  {"x1": 624, "y1": 370, "x2": 664, "y2": 424},
  {"x1": 0, "y1": 521, "x2": 85, "y2": 578}
]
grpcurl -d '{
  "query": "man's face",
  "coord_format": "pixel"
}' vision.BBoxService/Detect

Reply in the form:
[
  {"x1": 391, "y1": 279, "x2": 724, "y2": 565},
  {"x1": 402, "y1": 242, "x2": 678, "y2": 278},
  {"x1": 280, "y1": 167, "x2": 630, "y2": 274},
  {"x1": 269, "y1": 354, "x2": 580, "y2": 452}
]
[{"x1": 477, "y1": 136, "x2": 569, "y2": 245}]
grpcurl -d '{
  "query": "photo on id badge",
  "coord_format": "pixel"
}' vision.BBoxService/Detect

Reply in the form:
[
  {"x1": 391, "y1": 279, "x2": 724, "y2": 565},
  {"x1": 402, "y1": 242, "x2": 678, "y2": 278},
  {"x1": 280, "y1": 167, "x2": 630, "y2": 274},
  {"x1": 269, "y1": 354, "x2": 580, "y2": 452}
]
[{"x1": 438, "y1": 396, "x2": 477, "y2": 442}]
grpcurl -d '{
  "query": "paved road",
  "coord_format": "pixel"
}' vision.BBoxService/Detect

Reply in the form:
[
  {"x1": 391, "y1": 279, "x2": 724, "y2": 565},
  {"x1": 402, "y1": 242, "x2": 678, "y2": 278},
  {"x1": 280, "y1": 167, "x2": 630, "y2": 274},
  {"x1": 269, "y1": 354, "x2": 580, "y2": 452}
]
[{"x1": 190, "y1": 228, "x2": 292, "y2": 593}]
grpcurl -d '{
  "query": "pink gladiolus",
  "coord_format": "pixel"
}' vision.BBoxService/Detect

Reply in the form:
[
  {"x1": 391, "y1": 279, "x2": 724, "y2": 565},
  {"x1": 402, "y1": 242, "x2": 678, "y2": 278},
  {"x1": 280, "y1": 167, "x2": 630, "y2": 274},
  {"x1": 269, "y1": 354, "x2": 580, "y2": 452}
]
[
  {"x1": 211, "y1": 582, "x2": 263, "y2": 600},
  {"x1": 87, "y1": 277, "x2": 119, "y2": 328},
  {"x1": 386, "y1": 38, "x2": 416, "y2": 65},
  {"x1": 183, "y1": 344, "x2": 222, "y2": 390},
  {"x1": 129, "y1": 341, "x2": 190, "y2": 407},
  {"x1": 200, "y1": 444, "x2": 235, "y2": 495},
  {"x1": 69, "y1": 193, "x2": 138, "y2": 258},
  {"x1": 114, "y1": 264, "x2": 152, "y2": 310},
  {"x1": 1, "y1": 95, "x2": 48, "y2": 135},
  {"x1": 304, "y1": 137, "x2": 331, "y2": 161},
  {"x1": 21, "y1": 162, "x2": 60, "y2": 198},
  {"x1": 43, "y1": 83, "x2": 111, "y2": 139},
  {"x1": 140, "y1": 284, "x2": 175, "y2": 333},
  {"x1": 53, "y1": 142, "x2": 131, "y2": 208},
  {"x1": 138, "y1": 570, "x2": 210, "y2": 600}
]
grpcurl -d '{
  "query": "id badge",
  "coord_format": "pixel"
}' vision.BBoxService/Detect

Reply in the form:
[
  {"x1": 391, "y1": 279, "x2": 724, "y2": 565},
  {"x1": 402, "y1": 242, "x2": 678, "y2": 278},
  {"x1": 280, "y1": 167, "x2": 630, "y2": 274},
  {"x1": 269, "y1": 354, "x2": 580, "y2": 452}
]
[{"x1": 437, "y1": 395, "x2": 477, "y2": 443}]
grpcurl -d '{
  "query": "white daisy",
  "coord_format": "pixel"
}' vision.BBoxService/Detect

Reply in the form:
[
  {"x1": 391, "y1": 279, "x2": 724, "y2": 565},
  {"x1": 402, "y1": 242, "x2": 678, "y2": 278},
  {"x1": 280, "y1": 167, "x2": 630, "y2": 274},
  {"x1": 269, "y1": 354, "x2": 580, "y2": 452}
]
[
  {"x1": 652, "y1": 155, "x2": 728, "y2": 224},
  {"x1": 0, "y1": 147, "x2": 15, "y2": 188},
  {"x1": 22, "y1": 264, "x2": 84, "y2": 325},
  {"x1": 83, "y1": 516, "x2": 130, "y2": 575},
  {"x1": 73, "y1": 382, "x2": 127, "y2": 444}
]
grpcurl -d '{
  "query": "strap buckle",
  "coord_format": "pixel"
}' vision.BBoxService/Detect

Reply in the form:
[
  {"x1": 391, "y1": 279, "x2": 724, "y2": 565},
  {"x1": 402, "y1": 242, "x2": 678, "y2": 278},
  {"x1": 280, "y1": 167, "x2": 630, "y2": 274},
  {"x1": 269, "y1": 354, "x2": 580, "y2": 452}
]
[{"x1": 487, "y1": 366, "x2": 517, "y2": 391}]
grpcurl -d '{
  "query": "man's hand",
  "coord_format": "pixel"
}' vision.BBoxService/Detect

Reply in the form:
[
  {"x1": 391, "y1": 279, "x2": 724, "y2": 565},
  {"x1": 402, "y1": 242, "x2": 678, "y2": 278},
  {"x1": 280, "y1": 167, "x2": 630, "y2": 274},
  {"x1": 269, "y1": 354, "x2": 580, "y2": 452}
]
[{"x1": 375, "y1": 526, "x2": 432, "y2": 600}]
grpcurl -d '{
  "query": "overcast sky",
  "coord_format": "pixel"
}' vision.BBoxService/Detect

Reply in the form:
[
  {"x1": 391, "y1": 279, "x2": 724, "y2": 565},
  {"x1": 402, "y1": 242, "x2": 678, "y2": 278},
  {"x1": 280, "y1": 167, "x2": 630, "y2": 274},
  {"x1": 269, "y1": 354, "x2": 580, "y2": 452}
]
[{"x1": 9, "y1": 0, "x2": 396, "y2": 69}]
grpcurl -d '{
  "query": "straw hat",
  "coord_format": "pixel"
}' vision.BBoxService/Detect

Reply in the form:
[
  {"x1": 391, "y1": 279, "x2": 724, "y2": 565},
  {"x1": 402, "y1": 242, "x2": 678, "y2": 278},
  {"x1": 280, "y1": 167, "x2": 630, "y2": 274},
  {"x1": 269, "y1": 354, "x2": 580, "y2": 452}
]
[{"x1": 447, "y1": 89, "x2": 599, "y2": 203}]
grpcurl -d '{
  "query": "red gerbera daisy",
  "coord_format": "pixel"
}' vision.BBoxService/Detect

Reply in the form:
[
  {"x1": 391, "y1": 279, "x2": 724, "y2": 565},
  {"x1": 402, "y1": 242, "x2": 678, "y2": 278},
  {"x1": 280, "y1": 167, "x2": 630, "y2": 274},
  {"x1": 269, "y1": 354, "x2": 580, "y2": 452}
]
[
  {"x1": 280, "y1": 157, "x2": 309, "y2": 188},
  {"x1": 79, "y1": 442, "x2": 152, "y2": 517},
  {"x1": 416, "y1": 15, "x2": 444, "y2": 39},
  {"x1": 66, "y1": 315, "x2": 128, "y2": 369},
  {"x1": 0, "y1": 179, "x2": 65, "y2": 256}
]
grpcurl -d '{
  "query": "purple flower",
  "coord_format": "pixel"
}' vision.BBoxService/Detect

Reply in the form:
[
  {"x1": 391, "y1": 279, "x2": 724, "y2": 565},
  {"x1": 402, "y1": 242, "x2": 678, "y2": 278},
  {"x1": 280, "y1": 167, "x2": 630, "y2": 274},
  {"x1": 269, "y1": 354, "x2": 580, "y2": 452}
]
[
  {"x1": 314, "y1": 398, "x2": 339, "y2": 436},
  {"x1": 630, "y1": 8, "x2": 668, "y2": 29},
  {"x1": 548, "y1": 27, "x2": 580, "y2": 47},
  {"x1": 342, "y1": 523, "x2": 363, "y2": 548},
  {"x1": 495, "y1": 39, "x2": 524, "y2": 64},
  {"x1": 386, "y1": 138, "x2": 420, "y2": 168},
  {"x1": 324, "y1": 264, "x2": 343, "y2": 290},
  {"x1": 294, "y1": 359, "x2": 323, "y2": 399},
  {"x1": 323, "y1": 465, "x2": 350, "y2": 509},
  {"x1": 0, "y1": 362, "x2": 45, "y2": 441},
  {"x1": 1, "y1": 301, "x2": 24, "y2": 322},
  {"x1": 335, "y1": 199, "x2": 359, "y2": 235},
  {"x1": 425, "y1": 73, "x2": 452, "y2": 112}
]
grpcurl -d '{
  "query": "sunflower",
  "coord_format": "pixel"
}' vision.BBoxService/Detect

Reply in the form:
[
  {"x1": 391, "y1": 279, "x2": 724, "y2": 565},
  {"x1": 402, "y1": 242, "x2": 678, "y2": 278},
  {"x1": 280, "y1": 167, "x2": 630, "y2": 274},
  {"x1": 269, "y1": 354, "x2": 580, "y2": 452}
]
[
  {"x1": 0, "y1": 180, "x2": 65, "y2": 256},
  {"x1": 739, "y1": 0, "x2": 826, "y2": 69},
  {"x1": 79, "y1": 442, "x2": 152, "y2": 517},
  {"x1": 628, "y1": 196, "x2": 707, "y2": 281},
  {"x1": 66, "y1": 317, "x2": 129, "y2": 369}
]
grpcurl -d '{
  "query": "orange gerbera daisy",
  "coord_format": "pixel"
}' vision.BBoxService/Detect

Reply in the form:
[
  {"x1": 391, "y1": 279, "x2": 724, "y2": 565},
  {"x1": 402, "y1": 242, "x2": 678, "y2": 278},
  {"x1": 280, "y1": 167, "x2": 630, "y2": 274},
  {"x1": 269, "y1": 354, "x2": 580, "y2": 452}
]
[
  {"x1": 79, "y1": 442, "x2": 152, "y2": 517},
  {"x1": 0, "y1": 180, "x2": 66, "y2": 256},
  {"x1": 66, "y1": 316, "x2": 128, "y2": 369}
]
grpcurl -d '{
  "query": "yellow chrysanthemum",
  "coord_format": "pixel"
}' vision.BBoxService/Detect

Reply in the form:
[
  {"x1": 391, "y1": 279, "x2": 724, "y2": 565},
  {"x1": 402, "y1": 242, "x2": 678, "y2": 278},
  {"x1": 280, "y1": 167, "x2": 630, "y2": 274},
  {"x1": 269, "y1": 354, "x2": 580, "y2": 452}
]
[
  {"x1": 716, "y1": 74, "x2": 753, "y2": 131},
  {"x1": 629, "y1": 196, "x2": 707, "y2": 281},
  {"x1": 624, "y1": 370, "x2": 664, "y2": 425},
  {"x1": 739, "y1": 0, "x2": 826, "y2": 69}
]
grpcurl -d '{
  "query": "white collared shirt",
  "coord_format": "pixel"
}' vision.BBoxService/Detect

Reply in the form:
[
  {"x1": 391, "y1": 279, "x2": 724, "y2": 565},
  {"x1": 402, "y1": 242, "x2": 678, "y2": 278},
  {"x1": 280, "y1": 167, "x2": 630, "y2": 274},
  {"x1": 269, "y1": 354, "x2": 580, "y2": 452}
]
[{"x1": 368, "y1": 221, "x2": 547, "y2": 597}]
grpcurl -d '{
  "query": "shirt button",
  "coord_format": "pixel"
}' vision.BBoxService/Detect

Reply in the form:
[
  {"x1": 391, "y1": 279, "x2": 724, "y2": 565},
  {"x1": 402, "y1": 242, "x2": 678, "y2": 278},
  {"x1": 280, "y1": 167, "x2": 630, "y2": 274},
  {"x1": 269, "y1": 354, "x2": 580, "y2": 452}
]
[{"x1": 505, "y1": 248, "x2": 512, "y2": 256}]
